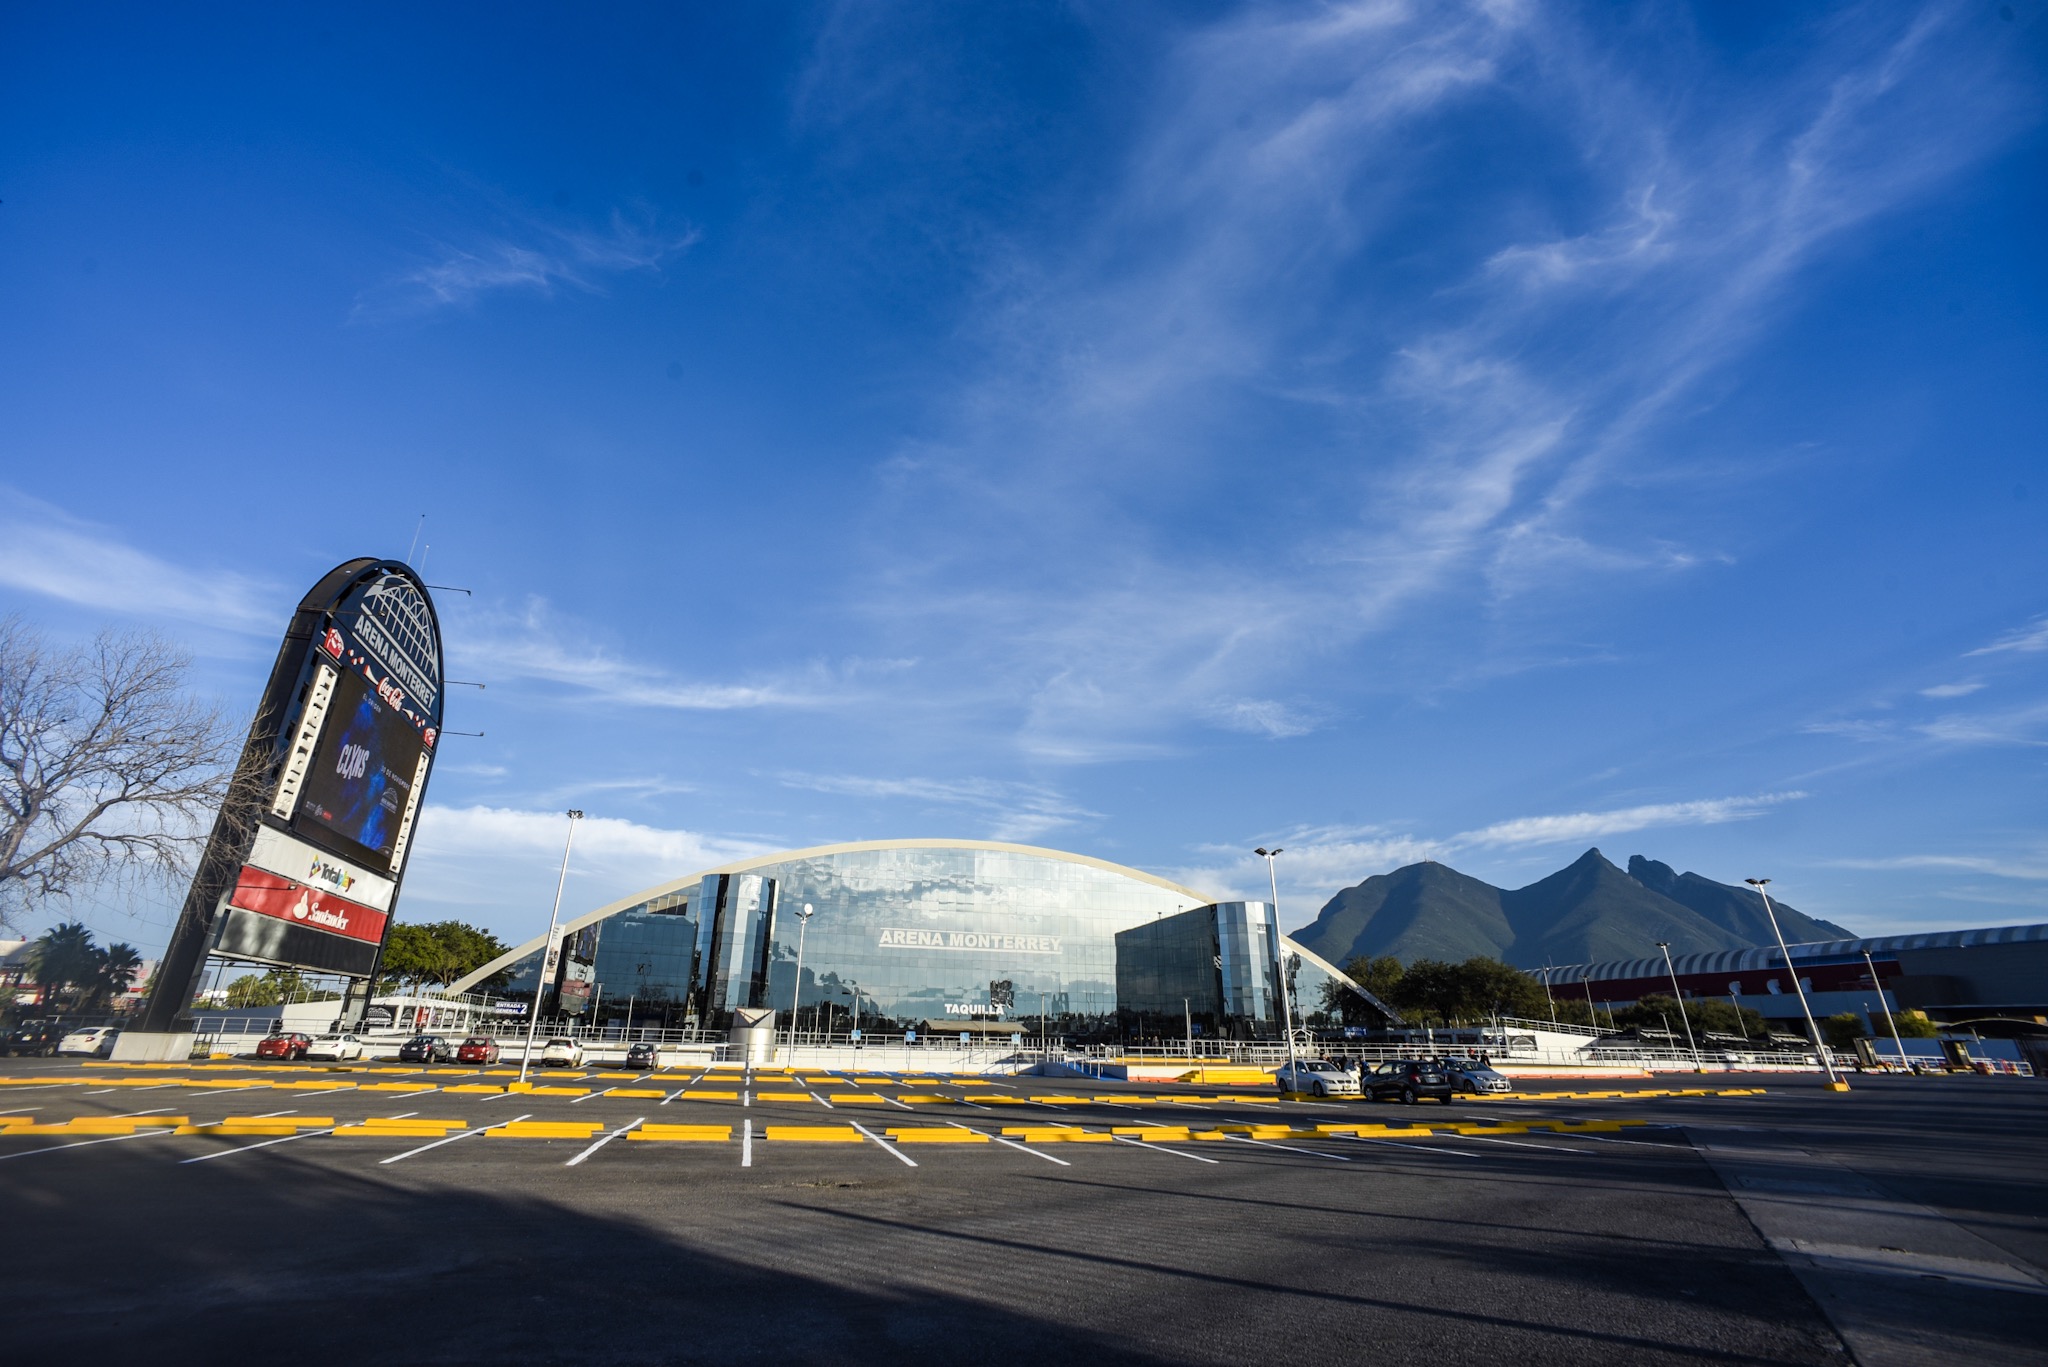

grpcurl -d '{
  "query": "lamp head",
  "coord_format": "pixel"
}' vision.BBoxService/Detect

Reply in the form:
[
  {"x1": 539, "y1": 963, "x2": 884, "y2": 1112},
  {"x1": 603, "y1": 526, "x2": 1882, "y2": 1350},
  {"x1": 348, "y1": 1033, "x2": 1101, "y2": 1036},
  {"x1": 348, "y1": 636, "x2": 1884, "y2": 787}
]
[
  {"x1": 567, "y1": 809, "x2": 584, "y2": 819},
  {"x1": 1656, "y1": 941, "x2": 1670, "y2": 950},
  {"x1": 1255, "y1": 847, "x2": 1270, "y2": 857},
  {"x1": 1745, "y1": 878, "x2": 1769, "y2": 888}
]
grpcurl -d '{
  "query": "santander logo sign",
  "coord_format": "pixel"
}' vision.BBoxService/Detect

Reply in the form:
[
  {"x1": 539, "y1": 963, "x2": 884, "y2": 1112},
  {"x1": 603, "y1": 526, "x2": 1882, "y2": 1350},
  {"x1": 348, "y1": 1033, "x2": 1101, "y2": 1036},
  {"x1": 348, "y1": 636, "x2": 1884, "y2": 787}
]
[{"x1": 229, "y1": 867, "x2": 385, "y2": 946}]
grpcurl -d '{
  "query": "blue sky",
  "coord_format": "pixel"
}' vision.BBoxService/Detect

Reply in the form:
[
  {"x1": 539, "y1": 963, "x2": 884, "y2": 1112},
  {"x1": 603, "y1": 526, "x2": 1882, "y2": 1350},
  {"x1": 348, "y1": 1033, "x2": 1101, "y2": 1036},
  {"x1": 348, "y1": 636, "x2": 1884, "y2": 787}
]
[{"x1": 4, "y1": 2, "x2": 2045, "y2": 957}]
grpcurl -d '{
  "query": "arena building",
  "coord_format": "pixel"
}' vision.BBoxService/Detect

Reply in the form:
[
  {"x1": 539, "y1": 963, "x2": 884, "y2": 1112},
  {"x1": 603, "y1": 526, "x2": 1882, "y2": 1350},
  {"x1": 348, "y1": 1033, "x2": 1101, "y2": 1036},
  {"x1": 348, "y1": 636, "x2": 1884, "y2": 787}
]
[
  {"x1": 446, "y1": 839, "x2": 1373, "y2": 1042},
  {"x1": 1541, "y1": 921, "x2": 2048, "y2": 1035}
]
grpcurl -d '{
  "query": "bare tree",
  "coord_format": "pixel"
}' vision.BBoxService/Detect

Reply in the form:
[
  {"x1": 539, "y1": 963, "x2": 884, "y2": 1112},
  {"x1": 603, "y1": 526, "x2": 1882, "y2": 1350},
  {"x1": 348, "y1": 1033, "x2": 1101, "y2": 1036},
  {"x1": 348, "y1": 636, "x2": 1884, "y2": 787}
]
[{"x1": 0, "y1": 616, "x2": 234, "y2": 930}]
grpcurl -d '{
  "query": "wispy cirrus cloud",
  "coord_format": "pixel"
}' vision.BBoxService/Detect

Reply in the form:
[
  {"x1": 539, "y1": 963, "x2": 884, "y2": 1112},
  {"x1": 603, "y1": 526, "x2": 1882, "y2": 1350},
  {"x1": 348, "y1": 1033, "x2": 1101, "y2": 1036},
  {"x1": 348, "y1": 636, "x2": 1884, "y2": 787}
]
[
  {"x1": 356, "y1": 208, "x2": 700, "y2": 318},
  {"x1": 0, "y1": 492, "x2": 276, "y2": 631},
  {"x1": 779, "y1": 772, "x2": 1099, "y2": 843},
  {"x1": 1967, "y1": 616, "x2": 2048, "y2": 657},
  {"x1": 1827, "y1": 853, "x2": 2048, "y2": 882},
  {"x1": 451, "y1": 599, "x2": 880, "y2": 711},
  {"x1": 1449, "y1": 792, "x2": 1807, "y2": 850},
  {"x1": 1175, "y1": 792, "x2": 1806, "y2": 905},
  {"x1": 819, "y1": 1, "x2": 2030, "y2": 760},
  {"x1": 1921, "y1": 681, "x2": 1985, "y2": 698}
]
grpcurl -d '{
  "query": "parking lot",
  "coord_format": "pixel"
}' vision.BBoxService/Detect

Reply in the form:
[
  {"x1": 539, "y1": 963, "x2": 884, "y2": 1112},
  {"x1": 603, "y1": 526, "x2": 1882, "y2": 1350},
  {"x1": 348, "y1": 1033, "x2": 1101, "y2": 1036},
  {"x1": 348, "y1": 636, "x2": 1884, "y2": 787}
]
[{"x1": 3, "y1": 1056, "x2": 2043, "y2": 1365}]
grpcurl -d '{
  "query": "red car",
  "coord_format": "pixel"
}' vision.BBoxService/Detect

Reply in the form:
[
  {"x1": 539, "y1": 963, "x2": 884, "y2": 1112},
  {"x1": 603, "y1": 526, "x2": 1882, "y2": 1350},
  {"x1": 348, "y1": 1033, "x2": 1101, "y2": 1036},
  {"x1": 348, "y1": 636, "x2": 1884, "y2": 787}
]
[
  {"x1": 456, "y1": 1036, "x2": 501, "y2": 1065},
  {"x1": 255, "y1": 1032, "x2": 311, "y2": 1061}
]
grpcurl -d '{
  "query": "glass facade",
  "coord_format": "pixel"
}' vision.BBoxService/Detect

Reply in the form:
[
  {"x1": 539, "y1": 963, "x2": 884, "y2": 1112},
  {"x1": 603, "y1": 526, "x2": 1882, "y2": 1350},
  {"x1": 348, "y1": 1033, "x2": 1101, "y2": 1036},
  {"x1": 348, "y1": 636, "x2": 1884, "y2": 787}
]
[
  {"x1": 1117, "y1": 901, "x2": 1291, "y2": 1039},
  {"x1": 491, "y1": 844, "x2": 1209, "y2": 1036}
]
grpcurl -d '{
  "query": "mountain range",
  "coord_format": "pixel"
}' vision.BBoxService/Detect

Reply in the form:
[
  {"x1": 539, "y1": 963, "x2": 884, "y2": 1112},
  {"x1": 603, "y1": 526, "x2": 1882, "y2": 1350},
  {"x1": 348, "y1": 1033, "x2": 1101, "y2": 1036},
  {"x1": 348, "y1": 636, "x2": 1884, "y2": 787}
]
[{"x1": 1289, "y1": 848, "x2": 1856, "y2": 970}]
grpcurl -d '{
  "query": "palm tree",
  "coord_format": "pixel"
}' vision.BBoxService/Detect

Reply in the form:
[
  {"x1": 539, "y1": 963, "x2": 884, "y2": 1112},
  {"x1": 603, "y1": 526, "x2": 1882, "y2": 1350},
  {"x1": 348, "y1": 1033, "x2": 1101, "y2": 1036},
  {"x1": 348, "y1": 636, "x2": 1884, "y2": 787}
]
[
  {"x1": 25, "y1": 921, "x2": 100, "y2": 1012},
  {"x1": 93, "y1": 943, "x2": 144, "y2": 1007}
]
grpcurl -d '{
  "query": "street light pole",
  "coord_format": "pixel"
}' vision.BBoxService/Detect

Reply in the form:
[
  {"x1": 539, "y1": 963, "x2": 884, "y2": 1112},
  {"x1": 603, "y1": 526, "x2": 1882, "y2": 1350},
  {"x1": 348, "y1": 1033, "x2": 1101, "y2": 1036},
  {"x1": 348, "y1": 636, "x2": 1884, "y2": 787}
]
[
  {"x1": 519, "y1": 810, "x2": 582, "y2": 1086},
  {"x1": 784, "y1": 903, "x2": 814, "y2": 1062},
  {"x1": 1540, "y1": 964, "x2": 1558, "y2": 1026},
  {"x1": 1864, "y1": 948, "x2": 1909, "y2": 1073},
  {"x1": 1747, "y1": 878, "x2": 1845, "y2": 1091},
  {"x1": 1254, "y1": 847, "x2": 1300, "y2": 1084},
  {"x1": 1656, "y1": 941, "x2": 1700, "y2": 1069}
]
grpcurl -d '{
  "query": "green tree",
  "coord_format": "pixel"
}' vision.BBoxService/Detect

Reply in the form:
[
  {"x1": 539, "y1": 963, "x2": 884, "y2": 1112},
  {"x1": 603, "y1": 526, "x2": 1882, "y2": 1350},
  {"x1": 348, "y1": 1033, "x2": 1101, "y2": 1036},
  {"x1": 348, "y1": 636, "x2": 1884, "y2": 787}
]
[
  {"x1": 1893, "y1": 1012, "x2": 1940, "y2": 1039},
  {"x1": 1618, "y1": 994, "x2": 1765, "y2": 1040},
  {"x1": 1820, "y1": 1012, "x2": 1866, "y2": 1050},
  {"x1": 24, "y1": 920, "x2": 101, "y2": 1009},
  {"x1": 223, "y1": 974, "x2": 278, "y2": 1008},
  {"x1": 1388, "y1": 957, "x2": 1548, "y2": 1025},
  {"x1": 87, "y1": 942, "x2": 143, "y2": 1007},
  {"x1": 378, "y1": 920, "x2": 511, "y2": 993},
  {"x1": 1322, "y1": 954, "x2": 1403, "y2": 1024}
]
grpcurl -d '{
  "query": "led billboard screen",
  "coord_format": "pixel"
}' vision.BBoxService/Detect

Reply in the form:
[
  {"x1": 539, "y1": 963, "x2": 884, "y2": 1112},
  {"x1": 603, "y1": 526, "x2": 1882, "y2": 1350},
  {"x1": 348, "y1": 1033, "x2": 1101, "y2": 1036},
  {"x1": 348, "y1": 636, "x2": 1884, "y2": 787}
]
[{"x1": 294, "y1": 667, "x2": 423, "y2": 876}]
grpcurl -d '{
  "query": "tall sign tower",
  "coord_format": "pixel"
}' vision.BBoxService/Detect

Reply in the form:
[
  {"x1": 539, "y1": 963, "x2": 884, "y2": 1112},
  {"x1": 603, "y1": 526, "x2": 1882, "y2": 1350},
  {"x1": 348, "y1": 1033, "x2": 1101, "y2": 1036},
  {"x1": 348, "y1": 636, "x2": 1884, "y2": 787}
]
[{"x1": 127, "y1": 559, "x2": 445, "y2": 1057}]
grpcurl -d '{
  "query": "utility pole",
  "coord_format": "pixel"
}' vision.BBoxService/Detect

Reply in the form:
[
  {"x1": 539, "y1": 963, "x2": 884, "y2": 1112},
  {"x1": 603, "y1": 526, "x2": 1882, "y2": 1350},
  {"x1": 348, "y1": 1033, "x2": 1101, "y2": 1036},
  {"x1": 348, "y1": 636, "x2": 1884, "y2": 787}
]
[
  {"x1": 518, "y1": 810, "x2": 582, "y2": 1086},
  {"x1": 1864, "y1": 948, "x2": 1909, "y2": 1073},
  {"x1": 1747, "y1": 878, "x2": 1845, "y2": 1091},
  {"x1": 1254, "y1": 847, "x2": 1300, "y2": 1085}
]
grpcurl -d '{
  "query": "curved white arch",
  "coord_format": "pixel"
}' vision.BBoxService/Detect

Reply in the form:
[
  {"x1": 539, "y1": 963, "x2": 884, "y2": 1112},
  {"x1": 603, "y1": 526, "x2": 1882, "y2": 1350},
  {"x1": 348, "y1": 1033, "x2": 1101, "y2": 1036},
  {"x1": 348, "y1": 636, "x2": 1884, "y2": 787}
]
[{"x1": 445, "y1": 837, "x2": 1219, "y2": 996}]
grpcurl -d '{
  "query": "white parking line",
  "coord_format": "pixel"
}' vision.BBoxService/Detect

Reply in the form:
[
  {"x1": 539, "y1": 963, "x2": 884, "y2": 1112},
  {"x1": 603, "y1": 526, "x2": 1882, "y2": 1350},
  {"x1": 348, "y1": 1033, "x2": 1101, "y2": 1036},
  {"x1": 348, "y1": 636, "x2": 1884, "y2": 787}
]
[
  {"x1": 660, "y1": 1087, "x2": 690, "y2": 1106},
  {"x1": 742, "y1": 1090, "x2": 751, "y2": 1108},
  {"x1": 181, "y1": 1123, "x2": 347, "y2": 1163},
  {"x1": 569, "y1": 1087, "x2": 615, "y2": 1105},
  {"x1": 379, "y1": 1113, "x2": 531, "y2": 1165},
  {"x1": 1337, "y1": 1133, "x2": 1479, "y2": 1158},
  {"x1": 388, "y1": 1086, "x2": 440, "y2": 1098},
  {"x1": 0, "y1": 1106, "x2": 43, "y2": 1115},
  {"x1": 82, "y1": 1088, "x2": 118, "y2": 1095},
  {"x1": 742, "y1": 1118, "x2": 753, "y2": 1167},
  {"x1": 850, "y1": 1121, "x2": 918, "y2": 1168},
  {"x1": 881, "y1": 1096, "x2": 915, "y2": 1111},
  {"x1": 188, "y1": 1086, "x2": 269, "y2": 1098},
  {"x1": 1454, "y1": 1132, "x2": 1587, "y2": 1155},
  {"x1": 1225, "y1": 1134, "x2": 1351, "y2": 1161},
  {"x1": 808, "y1": 1091, "x2": 835, "y2": 1108},
  {"x1": 114, "y1": 1107, "x2": 175, "y2": 1119},
  {"x1": 565, "y1": 1117, "x2": 644, "y2": 1167},
  {"x1": 0, "y1": 1130, "x2": 173, "y2": 1161},
  {"x1": 1111, "y1": 1135, "x2": 1219, "y2": 1164},
  {"x1": 946, "y1": 1120, "x2": 1070, "y2": 1166}
]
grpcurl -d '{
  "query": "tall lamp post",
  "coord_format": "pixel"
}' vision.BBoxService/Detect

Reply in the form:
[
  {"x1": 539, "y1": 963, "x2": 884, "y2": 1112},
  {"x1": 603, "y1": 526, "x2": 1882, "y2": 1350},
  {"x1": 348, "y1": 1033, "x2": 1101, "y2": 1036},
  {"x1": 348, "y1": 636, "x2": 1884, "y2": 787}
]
[
  {"x1": 1254, "y1": 847, "x2": 1300, "y2": 1084},
  {"x1": 1747, "y1": 878, "x2": 1845, "y2": 1091},
  {"x1": 518, "y1": 810, "x2": 582, "y2": 1086},
  {"x1": 1655, "y1": 941, "x2": 1701, "y2": 1069},
  {"x1": 1863, "y1": 948, "x2": 1909, "y2": 1073},
  {"x1": 784, "y1": 903, "x2": 814, "y2": 1061}
]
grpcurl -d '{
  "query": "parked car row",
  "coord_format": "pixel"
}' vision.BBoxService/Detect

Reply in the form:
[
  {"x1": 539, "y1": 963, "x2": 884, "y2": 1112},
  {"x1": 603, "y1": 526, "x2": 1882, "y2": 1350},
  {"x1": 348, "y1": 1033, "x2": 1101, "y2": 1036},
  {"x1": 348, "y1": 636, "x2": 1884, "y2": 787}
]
[
  {"x1": 1277, "y1": 1056, "x2": 1514, "y2": 1104},
  {"x1": 4, "y1": 1020, "x2": 70, "y2": 1056},
  {"x1": 242, "y1": 1030, "x2": 670, "y2": 1068}
]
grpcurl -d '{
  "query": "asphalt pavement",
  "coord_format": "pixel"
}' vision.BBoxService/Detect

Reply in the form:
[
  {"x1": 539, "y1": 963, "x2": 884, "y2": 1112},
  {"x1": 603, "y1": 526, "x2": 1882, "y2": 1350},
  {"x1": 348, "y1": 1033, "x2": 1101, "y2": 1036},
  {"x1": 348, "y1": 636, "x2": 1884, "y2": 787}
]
[{"x1": 1, "y1": 1056, "x2": 2040, "y2": 1366}]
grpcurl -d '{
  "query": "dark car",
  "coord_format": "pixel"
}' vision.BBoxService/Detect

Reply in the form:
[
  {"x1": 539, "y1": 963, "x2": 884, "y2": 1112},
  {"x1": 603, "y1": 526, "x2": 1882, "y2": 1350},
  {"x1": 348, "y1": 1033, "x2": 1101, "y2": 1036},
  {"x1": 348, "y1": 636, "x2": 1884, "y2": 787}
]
[
  {"x1": 4, "y1": 1020, "x2": 66, "y2": 1057},
  {"x1": 255, "y1": 1031, "x2": 312, "y2": 1061},
  {"x1": 1365, "y1": 1058, "x2": 1455, "y2": 1105},
  {"x1": 625, "y1": 1041, "x2": 659, "y2": 1070},
  {"x1": 398, "y1": 1035, "x2": 455, "y2": 1064},
  {"x1": 456, "y1": 1036, "x2": 501, "y2": 1065}
]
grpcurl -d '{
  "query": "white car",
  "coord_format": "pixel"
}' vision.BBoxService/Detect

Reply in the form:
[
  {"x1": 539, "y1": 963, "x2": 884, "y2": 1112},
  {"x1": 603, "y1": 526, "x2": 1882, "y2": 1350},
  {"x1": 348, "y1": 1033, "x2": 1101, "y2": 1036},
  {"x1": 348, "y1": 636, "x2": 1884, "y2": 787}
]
[
  {"x1": 1275, "y1": 1059, "x2": 1361, "y2": 1097},
  {"x1": 1444, "y1": 1061, "x2": 1511, "y2": 1094},
  {"x1": 304, "y1": 1033, "x2": 365, "y2": 1061},
  {"x1": 539, "y1": 1037, "x2": 584, "y2": 1067},
  {"x1": 58, "y1": 1026, "x2": 120, "y2": 1058}
]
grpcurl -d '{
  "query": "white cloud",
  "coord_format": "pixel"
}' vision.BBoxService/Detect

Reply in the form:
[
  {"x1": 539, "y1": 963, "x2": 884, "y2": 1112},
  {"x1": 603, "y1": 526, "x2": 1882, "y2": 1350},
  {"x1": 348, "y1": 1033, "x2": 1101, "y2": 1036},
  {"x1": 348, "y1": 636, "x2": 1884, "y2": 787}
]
[
  {"x1": 1914, "y1": 699, "x2": 2048, "y2": 748},
  {"x1": 779, "y1": 772, "x2": 1099, "y2": 843},
  {"x1": 357, "y1": 209, "x2": 700, "y2": 318},
  {"x1": 1450, "y1": 792, "x2": 1807, "y2": 849},
  {"x1": 823, "y1": 1, "x2": 2025, "y2": 758},
  {"x1": 0, "y1": 493, "x2": 276, "y2": 631},
  {"x1": 1966, "y1": 616, "x2": 2048, "y2": 657},
  {"x1": 1920, "y1": 681, "x2": 1985, "y2": 698},
  {"x1": 452, "y1": 599, "x2": 844, "y2": 711},
  {"x1": 399, "y1": 805, "x2": 775, "y2": 940},
  {"x1": 1827, "y1": 853, "x2": 2048, "y2": 882}
]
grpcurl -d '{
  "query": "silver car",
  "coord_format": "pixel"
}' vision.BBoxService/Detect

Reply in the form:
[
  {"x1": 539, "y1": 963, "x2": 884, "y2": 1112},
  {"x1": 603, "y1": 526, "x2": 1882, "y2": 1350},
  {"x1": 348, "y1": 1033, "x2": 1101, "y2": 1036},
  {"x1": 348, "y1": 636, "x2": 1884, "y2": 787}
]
[
  {"x1": 1444, "y1": 1060, "x2": 1511, "y2": 1094},
  {"x1": 1275, "y1": 1059, "x2": 1361, "y2": 1097}
]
